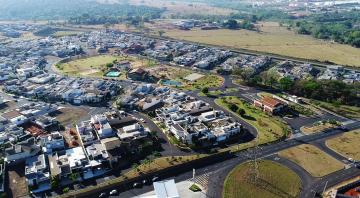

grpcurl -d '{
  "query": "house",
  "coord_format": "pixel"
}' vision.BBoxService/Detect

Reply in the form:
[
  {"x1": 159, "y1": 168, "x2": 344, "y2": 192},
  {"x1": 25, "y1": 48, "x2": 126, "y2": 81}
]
[
  {"x1": 25, "y1": 154, "x2": 51, "y2": 192},
  {"x1": 128, "y1": 68, "x2": 147, "y2": 81},
  {"x1": 5, "y1": 138, "x2": 41, "y2": 162},
  {"x1": 91, "y1": 114, "x2": 115, "y2": 139},
  {"x1": 39, "y1": 132, "x2": 65, "y2": 153},
  {"x1": 48, "y1": 147, "x2": 88, "y2": 179},
  {"x1": 118, "y1": 123, "x2": 148, "y2": 141},
  {"x1": 77, "y1": 121, "x2": 97, "y2": 146},
  {"x1": 136, "y1": 97, "x2": 163, "y2": 112},
  {"x1": 254, "y1": 96, "x2": 287, "y2": 114}
]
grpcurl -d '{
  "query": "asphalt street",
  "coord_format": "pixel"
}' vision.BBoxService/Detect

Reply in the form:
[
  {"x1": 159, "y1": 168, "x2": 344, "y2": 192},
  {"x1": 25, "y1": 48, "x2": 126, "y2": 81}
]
[{"x1": 103, "y1": 121, "x2": 360, "y2": 198}]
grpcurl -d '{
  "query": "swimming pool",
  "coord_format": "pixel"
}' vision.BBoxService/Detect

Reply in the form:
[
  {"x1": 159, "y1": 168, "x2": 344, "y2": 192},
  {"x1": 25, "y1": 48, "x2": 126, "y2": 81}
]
[
  {"x1": 161, "y1": 80, "x2": 182, "y2": 87},
  {"x1": 106, "y1": 71, "x2": 121, "y2": 77}
]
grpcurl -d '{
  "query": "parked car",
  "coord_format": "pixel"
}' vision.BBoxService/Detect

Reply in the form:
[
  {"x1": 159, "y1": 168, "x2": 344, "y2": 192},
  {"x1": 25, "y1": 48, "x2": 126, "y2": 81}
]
[
  {"x1": 109, "y1": 190, "x2": 118, "y2": 195},
  {"x1": 152, "y1": 176, "x2": 159, "y2": 182},
  {"x1": 142, "y1": 179, "x2": 149, "y2": 185},
  {"x1": 133, "y1": 182, "x2": 142, "y2": 188}
]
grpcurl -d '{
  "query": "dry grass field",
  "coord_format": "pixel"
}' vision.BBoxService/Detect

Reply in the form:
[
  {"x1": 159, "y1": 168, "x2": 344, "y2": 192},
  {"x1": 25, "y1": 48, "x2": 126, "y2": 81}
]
[
  {"x1": 223, "y1": 160, "x2": 302, "y2": 198},
  {"x1": 164, "y1": 22, "x2": 360, "y2": 67},
  {"x1": 301, "y1": 122, "x2": 339, "y2": 135},
  {"x1": 279, "y1": 144, "x2": 344, "y2": 177},
  {"x1": 55, "y1": 107, "x2": 89, "y2": 127},
  {"x1": 326, "y1": 130, "x2": 360, "y2": 161},
  {"x1": 56, "y1": 54, "x2": 151, "y2": 78}
]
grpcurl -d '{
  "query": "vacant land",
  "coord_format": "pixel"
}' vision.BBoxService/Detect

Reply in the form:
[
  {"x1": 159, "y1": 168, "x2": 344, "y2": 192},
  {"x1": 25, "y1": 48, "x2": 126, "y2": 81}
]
[
  {"x1": 183, "y1": 74, "x2": 224, "y2": 90},
  {"x1": 148, "y1": 65, "x2": 192, "y2": 80},
  {"x1": 216, "y1": 97, "x2": 289, "y2": 144},
  {"x1": 279, "y1": 144, "x2": 344, "y2": 177},
  {"x1": 54, "y1": 107, "x2": 89, "y2": 127},
  {"x1": 53, "y1": 31, "x2": 83, "y2": 37},
  {"x1": 164, "y1": 22, "x2": 360, "y2": 67},
  {"x1": 301, "y1": 121, "x2": 340, "y2": 135},
  {"x1": 56, "y1": 55, "x2": 120, "y2": 77},
  {"x1": 7, "y1": 163, "x2": 28, "y2": 198},
  {"x1": 326, "y1": 130, "x2": 360, "y2": 161},
  {"x1": 56, "y1": 54, "x2": 149, "y2": 78},
  {"x1": 223, "y1": 160, "x2": 301, "y2": 198},
  {"x1": 312, "y1": 100, "x2": 360, "y2": 119}
]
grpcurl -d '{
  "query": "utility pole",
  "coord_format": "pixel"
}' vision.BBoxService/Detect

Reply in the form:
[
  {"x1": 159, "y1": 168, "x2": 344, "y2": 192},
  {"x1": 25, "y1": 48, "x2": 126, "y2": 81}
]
[
  {"x1": 322, "y1": 181, "x2": 328, "y2": 195},
  {"x1": 247, "y1": 139, "x2": 259, "y2": 183}
]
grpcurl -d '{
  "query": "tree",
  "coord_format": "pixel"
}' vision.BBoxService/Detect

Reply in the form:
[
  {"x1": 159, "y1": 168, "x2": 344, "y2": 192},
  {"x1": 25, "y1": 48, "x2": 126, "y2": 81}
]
[
  {"x1": 229, "y1": 103, "x2": 239, "y2": 112},
  {"x1": 201, "y1": 87, "x2": 209, "y2": 94},
  {"x1": 223, "y1": 19, "x2": 238, "y2": 29},
  {"x1": 104, "y1": 22, "x2": 111, "y2": 30},
  {"x1": 158, "y1": 30, "x2": 165, "y2": 37},
  {"x1": 106, "y1": 63, "x2": 114, "y2": 68},
  {"x1": 237, "y1": 108, "x2": 246, "y2": 116},
  {"x1": 51, "y1": 176, "x2": 60, "y2": 189},
  {"x1": 233, "y1": 67, "x2": 255, "y2": 83},
  {"x1": 279, "y1": 77, "x2": 294, "y2": 91}
]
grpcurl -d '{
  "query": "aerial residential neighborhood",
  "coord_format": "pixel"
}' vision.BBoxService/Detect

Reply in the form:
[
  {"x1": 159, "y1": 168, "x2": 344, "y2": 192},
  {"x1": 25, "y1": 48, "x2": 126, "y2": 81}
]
[{"x1": 0, "y1": 1, "x2": 360, "y2": 198}]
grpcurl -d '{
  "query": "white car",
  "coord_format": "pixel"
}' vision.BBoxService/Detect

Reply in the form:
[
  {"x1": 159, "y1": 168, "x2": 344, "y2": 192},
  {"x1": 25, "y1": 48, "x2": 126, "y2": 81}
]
[{"x1": 109, "y1": 190, "x2": 118, "y2": 195}]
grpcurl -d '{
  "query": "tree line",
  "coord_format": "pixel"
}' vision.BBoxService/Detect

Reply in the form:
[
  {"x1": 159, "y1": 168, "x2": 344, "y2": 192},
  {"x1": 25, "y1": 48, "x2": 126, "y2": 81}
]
[
  {"x1": 232, "y1": 68, "x2": 359, "y2": 106},
  {"x1": 0, "y1": 0, "x2": 164, "y2": 22}
]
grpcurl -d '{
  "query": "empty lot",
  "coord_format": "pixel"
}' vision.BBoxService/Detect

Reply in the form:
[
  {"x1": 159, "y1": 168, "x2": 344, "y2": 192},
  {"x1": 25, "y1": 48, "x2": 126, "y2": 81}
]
[
  {"x1": 326, "y1": 130, "x2": 360, "y2": 161},
  {"x1": 278, "y1": 144, "x2": 344, "y2": 177},
  {"x1": 164, "y1": 22, "x2": 360, "y2": 67}
]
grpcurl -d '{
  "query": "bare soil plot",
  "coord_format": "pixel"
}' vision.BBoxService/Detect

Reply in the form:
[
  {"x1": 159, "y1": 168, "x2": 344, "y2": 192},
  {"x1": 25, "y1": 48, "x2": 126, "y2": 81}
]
[
  {"x1": 301, "y1": 122, "x2": 340, "y2": 135},
  {"x1": 7, "y1": 163, "x2": 28, "y2": 198},
  {"x1": 54, "y1": 107, "x2": 89, "y2": 127},
  {"x1": 278, "y1": 144, "x2": 345, "y2": 177},
  {"x1": 326, "y1": 130, "x2": 360, "y2": 161}
]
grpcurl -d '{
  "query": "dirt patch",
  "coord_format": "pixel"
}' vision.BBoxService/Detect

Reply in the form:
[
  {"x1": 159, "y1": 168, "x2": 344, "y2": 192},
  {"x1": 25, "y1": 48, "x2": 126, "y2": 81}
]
[
  {"x1": 7, "y1": 163, "x2": 28, "y2": 198},
  {"x1": 53, "y1": 107, "x2": 89, "y2": 127}
]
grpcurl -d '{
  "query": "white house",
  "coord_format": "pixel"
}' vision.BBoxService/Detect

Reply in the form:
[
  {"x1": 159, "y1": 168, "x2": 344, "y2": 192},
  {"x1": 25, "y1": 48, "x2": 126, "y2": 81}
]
[{"x1": 25, "y1": 154, "x2": 51, "y2": 192}]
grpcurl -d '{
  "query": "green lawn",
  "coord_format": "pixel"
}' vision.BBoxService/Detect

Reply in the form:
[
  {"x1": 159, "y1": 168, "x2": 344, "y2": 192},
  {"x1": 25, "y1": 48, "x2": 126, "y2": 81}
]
[
  {"x1": 216, "y1": 97, "x2": 289, "y2": 144},
  {"x1": 223, "y1": 160, "x2": 302, "y2": 198}
]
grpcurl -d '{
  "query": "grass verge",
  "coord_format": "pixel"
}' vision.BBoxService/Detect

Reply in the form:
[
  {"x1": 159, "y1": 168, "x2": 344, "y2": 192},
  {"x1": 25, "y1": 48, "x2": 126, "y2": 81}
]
[{"x1": 189, "y1": 184, "x2": 202, "y2": 192}]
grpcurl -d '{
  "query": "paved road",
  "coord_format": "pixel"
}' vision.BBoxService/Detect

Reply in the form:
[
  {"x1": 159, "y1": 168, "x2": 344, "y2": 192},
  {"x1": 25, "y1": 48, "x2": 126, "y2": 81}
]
[
  {"x1": 100, "y1": 121, "x2": 360, "y2": 198},
  {"x1": 311, "y1": 140, "x2": 350, "y2": 164},
  {"x1": 268, "y1": 155, "x2": 315, "y2": 198}
]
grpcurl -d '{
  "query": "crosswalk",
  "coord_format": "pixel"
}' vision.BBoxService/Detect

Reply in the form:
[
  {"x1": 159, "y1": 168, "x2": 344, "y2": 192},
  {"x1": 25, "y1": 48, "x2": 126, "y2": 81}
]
[{"x1": 189, "y1": 173, "x2": 212, "y2": 189}]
